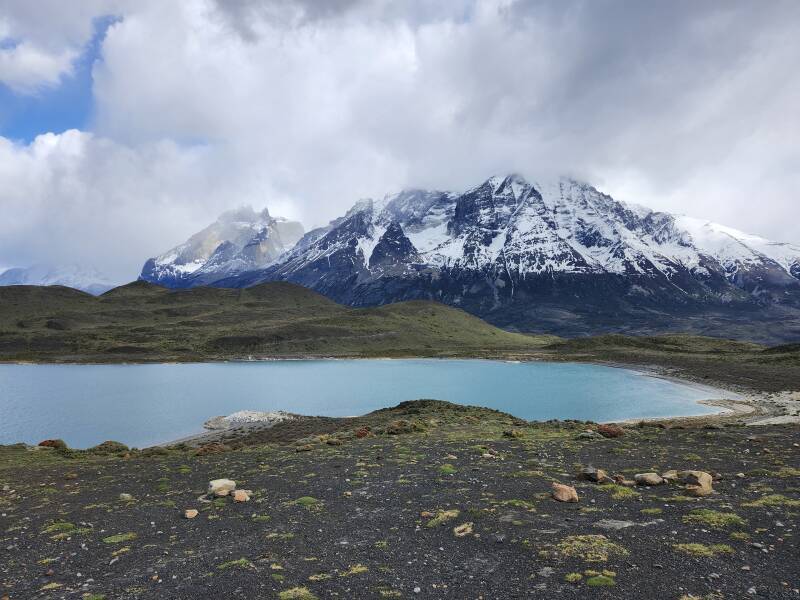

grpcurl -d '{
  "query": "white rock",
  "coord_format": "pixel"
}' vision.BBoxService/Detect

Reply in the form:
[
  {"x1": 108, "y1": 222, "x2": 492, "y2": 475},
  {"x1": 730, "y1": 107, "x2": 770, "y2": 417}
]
[{"x1": 208, "y1": 479, "x2": 236, "y2": 497}]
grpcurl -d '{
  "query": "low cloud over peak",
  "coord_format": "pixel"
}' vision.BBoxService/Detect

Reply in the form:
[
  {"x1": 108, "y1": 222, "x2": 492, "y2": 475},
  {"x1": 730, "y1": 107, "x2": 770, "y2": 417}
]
[{"x1": 0, "y1": 0, "x2": 798, "y2": 281}]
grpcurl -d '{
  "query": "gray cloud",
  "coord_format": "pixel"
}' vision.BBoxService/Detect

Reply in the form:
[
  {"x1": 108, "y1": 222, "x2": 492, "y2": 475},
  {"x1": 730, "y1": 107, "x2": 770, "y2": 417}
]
[{"x1": 0, "y1": 0, "x2": 798, "y2": 281}]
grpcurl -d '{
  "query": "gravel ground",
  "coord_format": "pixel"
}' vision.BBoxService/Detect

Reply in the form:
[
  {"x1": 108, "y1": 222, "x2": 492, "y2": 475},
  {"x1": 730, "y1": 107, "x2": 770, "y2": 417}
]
[{"x1": 1, "y1": 401, "x2": 798, "y2": 599}]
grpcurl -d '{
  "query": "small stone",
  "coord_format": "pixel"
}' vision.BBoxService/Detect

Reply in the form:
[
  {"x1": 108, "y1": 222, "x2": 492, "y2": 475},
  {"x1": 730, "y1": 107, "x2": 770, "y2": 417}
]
[
  {"x1": 420, "y1": 511, "x2": 435, "y2": 518},
  {"x1": 453, "y1": 522, "x2": 473, "y2": 537},
  {"x1": 634, "y1": 473, "x2": 664, "y2": 486},
  {"x1": 736, "y1": 472, "x2": 746, "y2": 478},
  {"x1": 208, "y1": 479, "x2": 236, "y2": 497},
  {"x1": 413, "y1": 587, "x2": 421, "y2": 594},
  {"x1": 551, "y1": 482, "x2": 579, "y2": 503},
  {"x1": 233, "y1": 489, "x2": 250, "y2": 502},
  {"x1": 119, "y1": 493, "x2": 134, "y2": 502},
  {"x1": 184, "y1": 509, "x2": 198, "y2": 519}
]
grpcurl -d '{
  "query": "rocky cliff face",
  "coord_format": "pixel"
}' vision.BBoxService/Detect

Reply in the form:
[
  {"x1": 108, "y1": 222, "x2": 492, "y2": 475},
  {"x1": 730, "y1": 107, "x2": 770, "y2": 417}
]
[
  {"x1": 139, "y1": 206, "x2": 304, "y2": 288},
  {"x1": 141, "y1": 176, "x2": 800, "y2": 341}
]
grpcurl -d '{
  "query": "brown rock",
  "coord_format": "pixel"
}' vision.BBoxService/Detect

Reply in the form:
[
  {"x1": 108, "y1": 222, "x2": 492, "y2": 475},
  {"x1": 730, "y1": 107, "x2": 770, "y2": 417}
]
[
  {"x1": 551, "y1": 482, "x2": 579, "y2": 503},
  {"x1": 184, "y1": 509, "x2": 199, "y2": 519},
  {"x1": 634, "y1": 473, "x2": 665, "y2": 486},
  {"x1": 597, "y1": 424, "x2": 624, "y2": 438},
  {"x1": 354, "y1": 427, "x2": 372, "y2": 439}
]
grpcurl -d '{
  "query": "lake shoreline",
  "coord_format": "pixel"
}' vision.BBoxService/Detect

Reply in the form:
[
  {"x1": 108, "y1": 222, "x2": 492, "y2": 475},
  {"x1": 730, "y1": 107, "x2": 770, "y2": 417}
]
[{"x1": 3, "y1": 355, "x2": 796, "y2": 449}]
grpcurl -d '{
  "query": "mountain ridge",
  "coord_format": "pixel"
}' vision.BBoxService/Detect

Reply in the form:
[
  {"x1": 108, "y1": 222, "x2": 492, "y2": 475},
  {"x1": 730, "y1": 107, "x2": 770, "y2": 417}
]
[{"x1": 140, "y1": 174, "x2": 800, "y2": 342}]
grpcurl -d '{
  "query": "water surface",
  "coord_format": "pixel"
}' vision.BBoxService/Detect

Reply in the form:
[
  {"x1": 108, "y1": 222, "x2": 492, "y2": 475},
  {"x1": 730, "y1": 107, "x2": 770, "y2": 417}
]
[{"x1": 0, "y1": 360, "x2": 729, "y2": 448}]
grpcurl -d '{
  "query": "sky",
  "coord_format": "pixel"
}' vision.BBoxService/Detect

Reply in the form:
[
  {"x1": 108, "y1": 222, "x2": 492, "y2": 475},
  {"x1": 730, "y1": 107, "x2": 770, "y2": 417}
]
[{"x1": 0, "y1": 0, "x2": 798, "y2": 282}]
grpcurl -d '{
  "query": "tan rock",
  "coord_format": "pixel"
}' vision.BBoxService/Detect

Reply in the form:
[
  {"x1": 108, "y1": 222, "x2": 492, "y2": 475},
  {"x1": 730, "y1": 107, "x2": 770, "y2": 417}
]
[
  {"x1": 678, "y1": 470, "x2": 714, "y2": 496},
  {"x1": 660, "y1": 470, "x2": 679, "y2": 482},
  {"x1": 551, "y1": 482, "x2": 579, "y2": 503},
  {"x1": 184, "y1": 509, "x2": 199, "y2": 519},
  {"x1": 233, "y1": 489, "x2": 251, "y2": 502},
  {"x1": 634, "y1": 472, "x2": 665, "y2": 486}
]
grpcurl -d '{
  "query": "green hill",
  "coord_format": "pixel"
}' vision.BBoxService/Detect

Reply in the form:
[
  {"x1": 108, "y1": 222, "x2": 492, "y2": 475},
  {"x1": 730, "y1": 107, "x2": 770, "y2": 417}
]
[{"x1": 0, "y1": 281, "x2": 556, "y2": 362}]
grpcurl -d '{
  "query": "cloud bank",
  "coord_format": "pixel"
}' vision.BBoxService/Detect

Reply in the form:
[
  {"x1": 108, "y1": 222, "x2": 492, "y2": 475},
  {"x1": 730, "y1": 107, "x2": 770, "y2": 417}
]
[{"x1": 0, "y1": 0, "x2": 798, "y2": 281}]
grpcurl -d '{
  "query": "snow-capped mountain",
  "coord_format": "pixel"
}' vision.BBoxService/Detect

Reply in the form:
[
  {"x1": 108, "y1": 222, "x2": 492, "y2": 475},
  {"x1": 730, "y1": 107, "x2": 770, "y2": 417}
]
[
  {"x1": 140, "y1": 206, "x2": 304, "y2": 288},
  {"x1": 0, "y1": 264, "x2": 117, "y2": 295},
  {"x1": 141, "y1": 175, "x2": 800, "y2": 340}
]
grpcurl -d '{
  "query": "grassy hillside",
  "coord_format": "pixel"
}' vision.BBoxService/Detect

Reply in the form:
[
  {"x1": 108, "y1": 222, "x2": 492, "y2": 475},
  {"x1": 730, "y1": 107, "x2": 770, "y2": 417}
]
[
  {"x1": 544, "y1": 334, "x2": 800, "y2": 392},
  {"x1": 0, "y1": 281, "x2": 555, "y2": 362}
]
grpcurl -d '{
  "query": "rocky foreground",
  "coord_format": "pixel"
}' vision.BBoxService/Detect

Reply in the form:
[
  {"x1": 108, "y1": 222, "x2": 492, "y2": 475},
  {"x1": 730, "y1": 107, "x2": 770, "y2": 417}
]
[{"x1": 1, "y1": 400, "x2": 799, "y2": 599}]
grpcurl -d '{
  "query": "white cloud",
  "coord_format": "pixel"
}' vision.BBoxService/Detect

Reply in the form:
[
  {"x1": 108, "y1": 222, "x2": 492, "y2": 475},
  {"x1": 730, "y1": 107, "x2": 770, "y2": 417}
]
[
  {"x1": 0, "y1": 0, "x2": 123, "y2": 92},
  {"x1": 0, "y1": 41, "x2": 77, "y2": 93},
  {"x1": 0, "y1": 0, "x2": 798, "y2": 280},
  {"x1": 0, "y1": 130, "x2": 284, "y2": 281}
]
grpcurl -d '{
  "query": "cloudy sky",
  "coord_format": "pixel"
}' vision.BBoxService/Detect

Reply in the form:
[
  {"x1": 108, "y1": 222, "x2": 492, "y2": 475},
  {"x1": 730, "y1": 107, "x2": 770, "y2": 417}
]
[{"x1": 0, "y1": 0, "x2": 798, "y2": 282}]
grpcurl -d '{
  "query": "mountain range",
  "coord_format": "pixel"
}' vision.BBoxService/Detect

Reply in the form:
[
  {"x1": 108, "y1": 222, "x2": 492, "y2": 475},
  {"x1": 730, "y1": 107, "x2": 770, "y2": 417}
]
[
  {"x1": 0, "y1": 264, "x2": 116, "y2": 296},
  {"x1": 138, "y1": 174, "x2": 800, "y2": 342}
]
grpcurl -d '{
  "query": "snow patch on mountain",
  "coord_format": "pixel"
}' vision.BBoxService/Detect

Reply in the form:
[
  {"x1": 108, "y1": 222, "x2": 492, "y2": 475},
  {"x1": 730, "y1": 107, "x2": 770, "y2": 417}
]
[
  {"x1": 0, "y1": 264, "x2": 117, "y2": 295},
  {"x1": 263, "y1": 173, "x2": 800, "y2": 293},
  {"x1": 140, "y1": 206, "x2": 304, "y2": 287}
]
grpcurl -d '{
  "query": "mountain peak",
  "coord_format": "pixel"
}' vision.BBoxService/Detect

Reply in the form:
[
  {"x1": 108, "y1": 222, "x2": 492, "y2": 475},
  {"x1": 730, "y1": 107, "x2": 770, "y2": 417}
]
[{"x1": 139, "y1": 205, "x2": 304, "y2": 288}]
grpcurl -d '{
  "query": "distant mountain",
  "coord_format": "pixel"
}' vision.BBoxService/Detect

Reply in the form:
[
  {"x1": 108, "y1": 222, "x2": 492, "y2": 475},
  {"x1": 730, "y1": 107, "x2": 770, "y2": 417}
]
[
  {"x1": 140, "y1": 175, "x2": 800, "y2": 342},
  {"x1": 140, "y1": 206, "x2": 304, "y2": 288},
  {"x1": 0, "y1": 264, "x2": 116, "y2": 295}
]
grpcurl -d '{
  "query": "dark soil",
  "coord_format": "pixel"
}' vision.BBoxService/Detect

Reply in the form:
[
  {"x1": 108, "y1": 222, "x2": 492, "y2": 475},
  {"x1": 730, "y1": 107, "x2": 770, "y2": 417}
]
[{"x1": 2, "y1": 401, "x2": 798, "y2": 599}]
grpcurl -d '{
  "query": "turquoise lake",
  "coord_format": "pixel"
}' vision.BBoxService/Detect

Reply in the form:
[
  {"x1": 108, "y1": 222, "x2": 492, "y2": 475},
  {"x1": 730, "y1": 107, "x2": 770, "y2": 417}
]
[{"x1": 0, "y1": 360, "x2": 728, "y2": 448}]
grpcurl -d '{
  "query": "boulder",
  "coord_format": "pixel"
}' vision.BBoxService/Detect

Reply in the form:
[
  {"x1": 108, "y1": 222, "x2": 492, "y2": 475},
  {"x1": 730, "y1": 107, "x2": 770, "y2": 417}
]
[
  {"x1": 208, "y1": 479, "x2": 236, "y2": 497},
  {"x1": 634, "y1": 473, "x2": 664, "y2": 486},
  {"x1": 551, "y1": 482, "x2": 579, "y2": 503},
  {"x1": 578, "y1": 466, "x2": 609, "y2": 483},
  {"x1": 597, "y1": 424, "x2": 624, "y2": 438},
  {"x1": 577, "y1": 430, "x2": 604, "y2": 440},
  {"x1": 678, "y1": 470, "x2": 714, "y2": 497}
]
